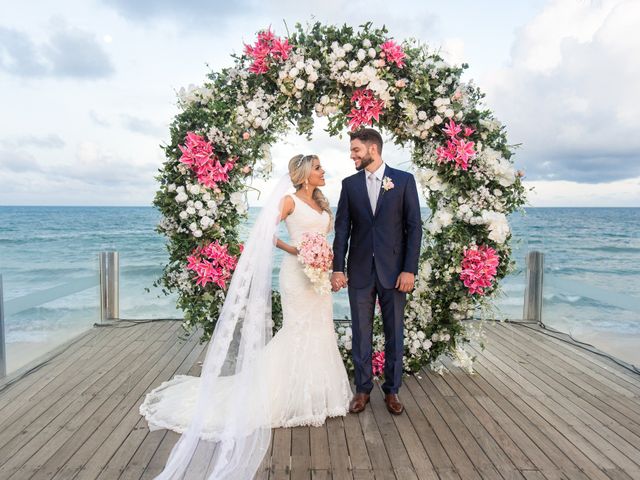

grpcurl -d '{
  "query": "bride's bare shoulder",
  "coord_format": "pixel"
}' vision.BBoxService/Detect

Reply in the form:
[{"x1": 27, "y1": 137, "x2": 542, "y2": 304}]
[{"x1": 280, "y1": 194, "x2": 295, "y2": 220}]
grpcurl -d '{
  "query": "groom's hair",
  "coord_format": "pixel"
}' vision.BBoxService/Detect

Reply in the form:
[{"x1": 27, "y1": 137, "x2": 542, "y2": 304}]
[{"x1": 349, "y1": 128, "x2": 383, "y2": 154}]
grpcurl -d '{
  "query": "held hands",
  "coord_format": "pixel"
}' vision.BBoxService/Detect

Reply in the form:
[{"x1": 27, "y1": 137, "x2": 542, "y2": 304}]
[
  {"x1": 395, "y1": 272, "x2": 415, "y2": 293},
  {"x1": 331, "y1": 272, "x2": 347, "y2": 292}
]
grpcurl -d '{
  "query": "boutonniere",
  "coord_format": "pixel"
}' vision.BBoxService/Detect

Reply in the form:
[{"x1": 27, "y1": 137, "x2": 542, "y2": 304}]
[{"x1": 382, "y1": 176, "x2": 395, "y2": 192}]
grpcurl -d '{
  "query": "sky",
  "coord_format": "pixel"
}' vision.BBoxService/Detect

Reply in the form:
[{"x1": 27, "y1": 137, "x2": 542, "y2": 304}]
[{"x1": 1, "y1": 0, "x2": 639, "y2": 207}]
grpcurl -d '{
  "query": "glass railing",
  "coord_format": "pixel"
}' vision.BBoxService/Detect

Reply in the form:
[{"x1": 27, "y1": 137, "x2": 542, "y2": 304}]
[{"x1": 1, "y1": 272, "x2": 99, "y2": 376}]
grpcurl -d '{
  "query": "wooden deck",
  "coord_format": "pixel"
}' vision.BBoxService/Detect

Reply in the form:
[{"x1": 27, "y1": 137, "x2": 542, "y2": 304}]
[{"x1": 0, "y1": 319, "x2": 639, "y2": 480}]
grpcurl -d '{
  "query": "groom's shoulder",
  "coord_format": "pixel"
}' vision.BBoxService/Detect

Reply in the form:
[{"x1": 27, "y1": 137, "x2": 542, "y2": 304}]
[{"x1": 342, "y1": 171, "x2": 363, "y2": 185}]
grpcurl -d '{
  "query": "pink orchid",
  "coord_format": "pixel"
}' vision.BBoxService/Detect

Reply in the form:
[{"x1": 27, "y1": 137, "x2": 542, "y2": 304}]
[
  {"x1": 380, "y1": 40, "x2": 406, "y2": 68},
  {"x1": 443, "y1": 119, "x2": 462, "y2": 138},
  {"x1": 178, "y1": 132, "x2": 235, "y2": 189},
  {"x1": 347, "y1": 89, "x2": 385, "y2": 131},
  {"x1": 187, "y1": 241, "x2": 239, "y2": 289},
  {"x1": 244, "y1": 28, "x2": 292, "y2": 75},
  {"x1": 372, "y1": 350, "x2": 385, "y2": 377},
  {"x1": 459, "y1": 245, "x2": 500, "y2": 295},
  {"x1": 436, "y1": 120, "x2": 477, "y2": 171}
]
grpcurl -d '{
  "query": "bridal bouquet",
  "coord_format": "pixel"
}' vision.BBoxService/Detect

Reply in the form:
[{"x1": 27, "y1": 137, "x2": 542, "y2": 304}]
[{"x1": 297, "y1": 232, "x2": 333, "y2": 295}]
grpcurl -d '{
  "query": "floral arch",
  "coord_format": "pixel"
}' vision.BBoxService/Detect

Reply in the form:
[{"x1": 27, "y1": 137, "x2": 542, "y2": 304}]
[{"x1": 153, "y1": 22, "x2": 527, "y2": 375}]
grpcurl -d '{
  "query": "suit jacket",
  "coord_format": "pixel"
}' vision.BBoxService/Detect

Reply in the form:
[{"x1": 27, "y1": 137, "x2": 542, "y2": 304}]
[{"x1": 333, "y1": 164, "x2": 422, "y2": 289}]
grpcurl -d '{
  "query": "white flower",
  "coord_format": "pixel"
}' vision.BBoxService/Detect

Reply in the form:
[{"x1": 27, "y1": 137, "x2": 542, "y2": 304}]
[
  {"x1": 343, "y1": 43, "x2": 353, "y2": 52},
  {"x1": 289, "y1": 67, "x2": 299, "y2": 77},
  {"x1": 179, "y1": 211, "x2": 188, "y2": 220},
  {"x1": 175, "y1": 192, "x2": 188, "y2": 203},
  {"x1": 186, "y1": 206, "x2": 196, "y2": 215},
  {"x1": 382, "y1": 176, "x2": 395, "y2": 191},
  {"x1": 427, "y1": 208, "x2": 454, "y2": 234},
  {"x1": 230, "y1": 191, "x2": 248, "y2": 214},
  {"x1": 194, "y1": 200, "x2": 203, "y2": 209},
  {"x1": 189, "y1": 222, "x2": 198, "y2": 231},
  {"x1": 193, "y1": 229, "x2": 203, "y2": 238},
  {"x1": 362, "y1": 38, "x2": 372, "y2": 48},
  {"x1": 356, "y1": 49, "x2": 366, "y2": 61},
  {"x1": 189, "y1": 184, "x2": 200, "y2": 195},
  {"x1": 167, "y1": 183, "x2": 176, "y2": 192},
  {"x1": 481, "y1": 210, "x2": 510, "y2": 244},
  {"x1": 368, "y1": 48, "x2": 376, "y2": 58}
]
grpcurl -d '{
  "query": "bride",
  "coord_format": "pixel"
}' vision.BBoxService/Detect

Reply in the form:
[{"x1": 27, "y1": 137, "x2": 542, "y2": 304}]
[{"x1": 139, "y1": 154, "x2": 352, "y2": 479}]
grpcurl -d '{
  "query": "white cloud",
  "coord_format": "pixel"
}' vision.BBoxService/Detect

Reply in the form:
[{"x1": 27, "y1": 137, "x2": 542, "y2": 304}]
[
  {"x1": 524, "y1": 176, "x2": 640, "y2": 207},
  {"x1": 484, "y1": 0, "x2": 640, "y2": 184}
]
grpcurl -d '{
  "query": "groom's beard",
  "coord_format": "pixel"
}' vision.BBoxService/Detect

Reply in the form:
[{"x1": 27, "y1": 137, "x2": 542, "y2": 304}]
[{"x1": 356, "y1": 153, "x2": 374, "y2": 171}]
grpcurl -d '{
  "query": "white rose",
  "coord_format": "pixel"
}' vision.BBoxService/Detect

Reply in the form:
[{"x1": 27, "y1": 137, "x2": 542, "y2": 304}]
[
  {"x1": 193, "y1": 229, "x2": 203, "y2": 238},
  {"x1": 189, "y1": 222, "x2": 198, "y2": 231},
  {"x1": 362, "y1": 39, "x2": 371, "y2": 48},
  {"x1": 356, "y1": 49, "x2": 366, "y2": 61},
  {"x1": 179, "y1": 211, "x2": 188, "y2": 220},
  {"x1": 368, "y1": 48, "x2": 376, "y2": 58},
  {"x1": 294, "y1": 78, "x2": 306, "y2": 90},
  {"x1": 434, "y1": 115, "x2": 443, "y2": 124},
  {"x1": 198, "y1": 208, "x2": 207, "y2": 217},
  {"x1": 186, "y1": 206, "x2": 196, "y2": 215},
  {"x1": 418, "y1": 111, "x2": 427, "y2": 121},
  {"x1": 202, "y1": 192, "x2": 211, "y2": 201},
  {"x1": 343, "y1": 43, "x2": 353, "y2": 51},
  {"x1": 167, "y1": 183, "x2": 176, "y2": 192},
  {"x1": 175, "y1": 192, "x2": 188, "y2": 203},
  {"x1": 194, "y1": 200, "x2": 203, "y2": 209},
  {"x1": 289, "y1": 67, "x2": 299, "y2": 77}
]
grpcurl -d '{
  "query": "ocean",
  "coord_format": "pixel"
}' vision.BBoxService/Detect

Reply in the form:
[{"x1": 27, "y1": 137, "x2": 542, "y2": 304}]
[{"x1": 1, "y1": 206, "x2": 639, "y2": 372}]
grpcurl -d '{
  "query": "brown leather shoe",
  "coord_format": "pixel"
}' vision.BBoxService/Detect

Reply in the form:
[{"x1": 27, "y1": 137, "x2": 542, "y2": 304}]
[
  {"x1": 385, "y1": 393, "x2": 404, "y2": 415},
  {"x1": 349, "y1": 393, "x2": 370, "y2": 414}
]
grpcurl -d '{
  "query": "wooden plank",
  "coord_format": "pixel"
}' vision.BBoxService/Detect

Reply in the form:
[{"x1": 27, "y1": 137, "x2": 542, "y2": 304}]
[
  {"x1": 496, "y1": 322, "x2": 640, "y2": 395},
  {"x1": 3, "y1": 322, "x2": 178, "y2": 479},
  {"x1": 491, "y1": 323, "x2": 640, "y2": 423},
  {"x1": 486, "y1": 327, "x2": 640, "y2": 474},
  {"x1": 0, "y1": 326, "x2": 106, "y2": 411},
  {"x1": 290, "y1": 426, "x2": 310, "y2": 480},
  {"x1": 271, "y1": 427, "x2": 291, "y2": 480},
  {"x1": 309, "y1": 421, "x2": 330, "y2": 480},
  {"x1": 0, "y1": 323, "x2": 135, "y2": 436},
  {"x1": 414, "y1": 373, "x2": 507, "y2": 479},
  {"x1": 404, "y1": 375, "x2": 482, "y2": 480},
  {"x1": 51, "y1": 327, "x2": 206, "y2": 479},
  {"x1": 326, "y1": 416, "x2": 351, "y2": 480},
  {"x1": 467, "y1": 343, "x2": 615, "y2": 480},
  {"x1": 367, "y1": 386, "x2": 418, "y2": 480},
  {"x1": 343, "y1": 406, "x2": 373, "y2": 477},
  {"x1": 399, "y1": 374, "x2": 461, "y2": 479},
  {"x1": 0, "y1": 322, "x2": 172, "y2": 475},
  {"x1": 437, "y1": 356, "x2": 539, "y2": 472}
]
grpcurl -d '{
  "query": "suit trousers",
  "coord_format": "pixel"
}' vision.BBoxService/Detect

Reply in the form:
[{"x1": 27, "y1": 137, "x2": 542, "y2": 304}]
[{"x1": 348, "y1": 263, "x2": 407, "y2": 394}]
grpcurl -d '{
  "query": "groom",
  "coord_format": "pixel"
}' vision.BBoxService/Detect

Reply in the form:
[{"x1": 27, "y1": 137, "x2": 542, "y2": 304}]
[{"x1": 332, "y1": 128, "x2": 422, "y2": 415}]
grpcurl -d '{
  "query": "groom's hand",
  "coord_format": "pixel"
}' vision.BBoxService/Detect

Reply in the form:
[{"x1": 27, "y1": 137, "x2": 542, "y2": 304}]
[
  {"x1": 395, "y1": 272, "x2": 415, "y2": 293},
  {"x1": 331, "y1": 272, "x2": 347, "y2": 292}
]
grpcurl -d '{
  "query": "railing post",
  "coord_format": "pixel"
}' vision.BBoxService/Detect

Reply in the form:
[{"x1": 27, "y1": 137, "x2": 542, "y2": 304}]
[
  {"x1": 99, "y1": 252, "x2": 119, "y2": 321},
  {"x1": 0, "y1": 274, "x2": 6, "y2": 378},
  {"x1": 523, "y1": 251, "x2": 544, "y2": 324}
]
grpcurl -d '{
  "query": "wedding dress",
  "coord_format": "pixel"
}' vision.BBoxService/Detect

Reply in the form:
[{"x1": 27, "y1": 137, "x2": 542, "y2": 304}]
[{"x1": 139, "y1": 178, "x2": 352, "y2": 479}]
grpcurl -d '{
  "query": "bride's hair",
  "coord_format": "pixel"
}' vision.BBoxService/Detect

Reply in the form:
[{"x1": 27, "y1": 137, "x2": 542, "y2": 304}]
[{"x1": 288, "y1": 154, "x2": 333, "y2": 219}]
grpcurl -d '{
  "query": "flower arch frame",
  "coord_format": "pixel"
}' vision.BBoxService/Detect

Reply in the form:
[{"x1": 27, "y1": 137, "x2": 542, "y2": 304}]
[{"x1": 153, "y1": 22, "x2": 527, "y2": 375}]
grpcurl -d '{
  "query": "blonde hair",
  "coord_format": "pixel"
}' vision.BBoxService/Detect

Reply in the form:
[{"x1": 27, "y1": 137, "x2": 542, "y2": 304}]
[{"x1": 288, "y1": 154, "x2": 332, "y2": 219}]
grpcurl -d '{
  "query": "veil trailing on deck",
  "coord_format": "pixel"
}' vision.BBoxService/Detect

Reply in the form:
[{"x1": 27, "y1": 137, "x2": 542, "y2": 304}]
[{"x1": 153, "y1": 174, "x2": 292, "y2": 479}]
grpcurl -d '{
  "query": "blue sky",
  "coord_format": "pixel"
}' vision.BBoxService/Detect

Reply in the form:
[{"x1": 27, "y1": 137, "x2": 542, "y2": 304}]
[{"x1": 1, "y1": 0, "x2": 639, "y2": 207}]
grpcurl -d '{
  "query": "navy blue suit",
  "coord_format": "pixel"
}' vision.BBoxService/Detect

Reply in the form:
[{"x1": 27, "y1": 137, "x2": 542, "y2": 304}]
[{"x1": 333, "y1": 164, "x2": 422, "y2": 394}]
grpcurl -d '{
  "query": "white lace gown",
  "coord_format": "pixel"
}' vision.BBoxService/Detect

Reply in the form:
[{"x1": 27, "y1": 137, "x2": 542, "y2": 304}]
[{"x1": 139, "y1": 194, "x2": 352, "y2": 435}]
